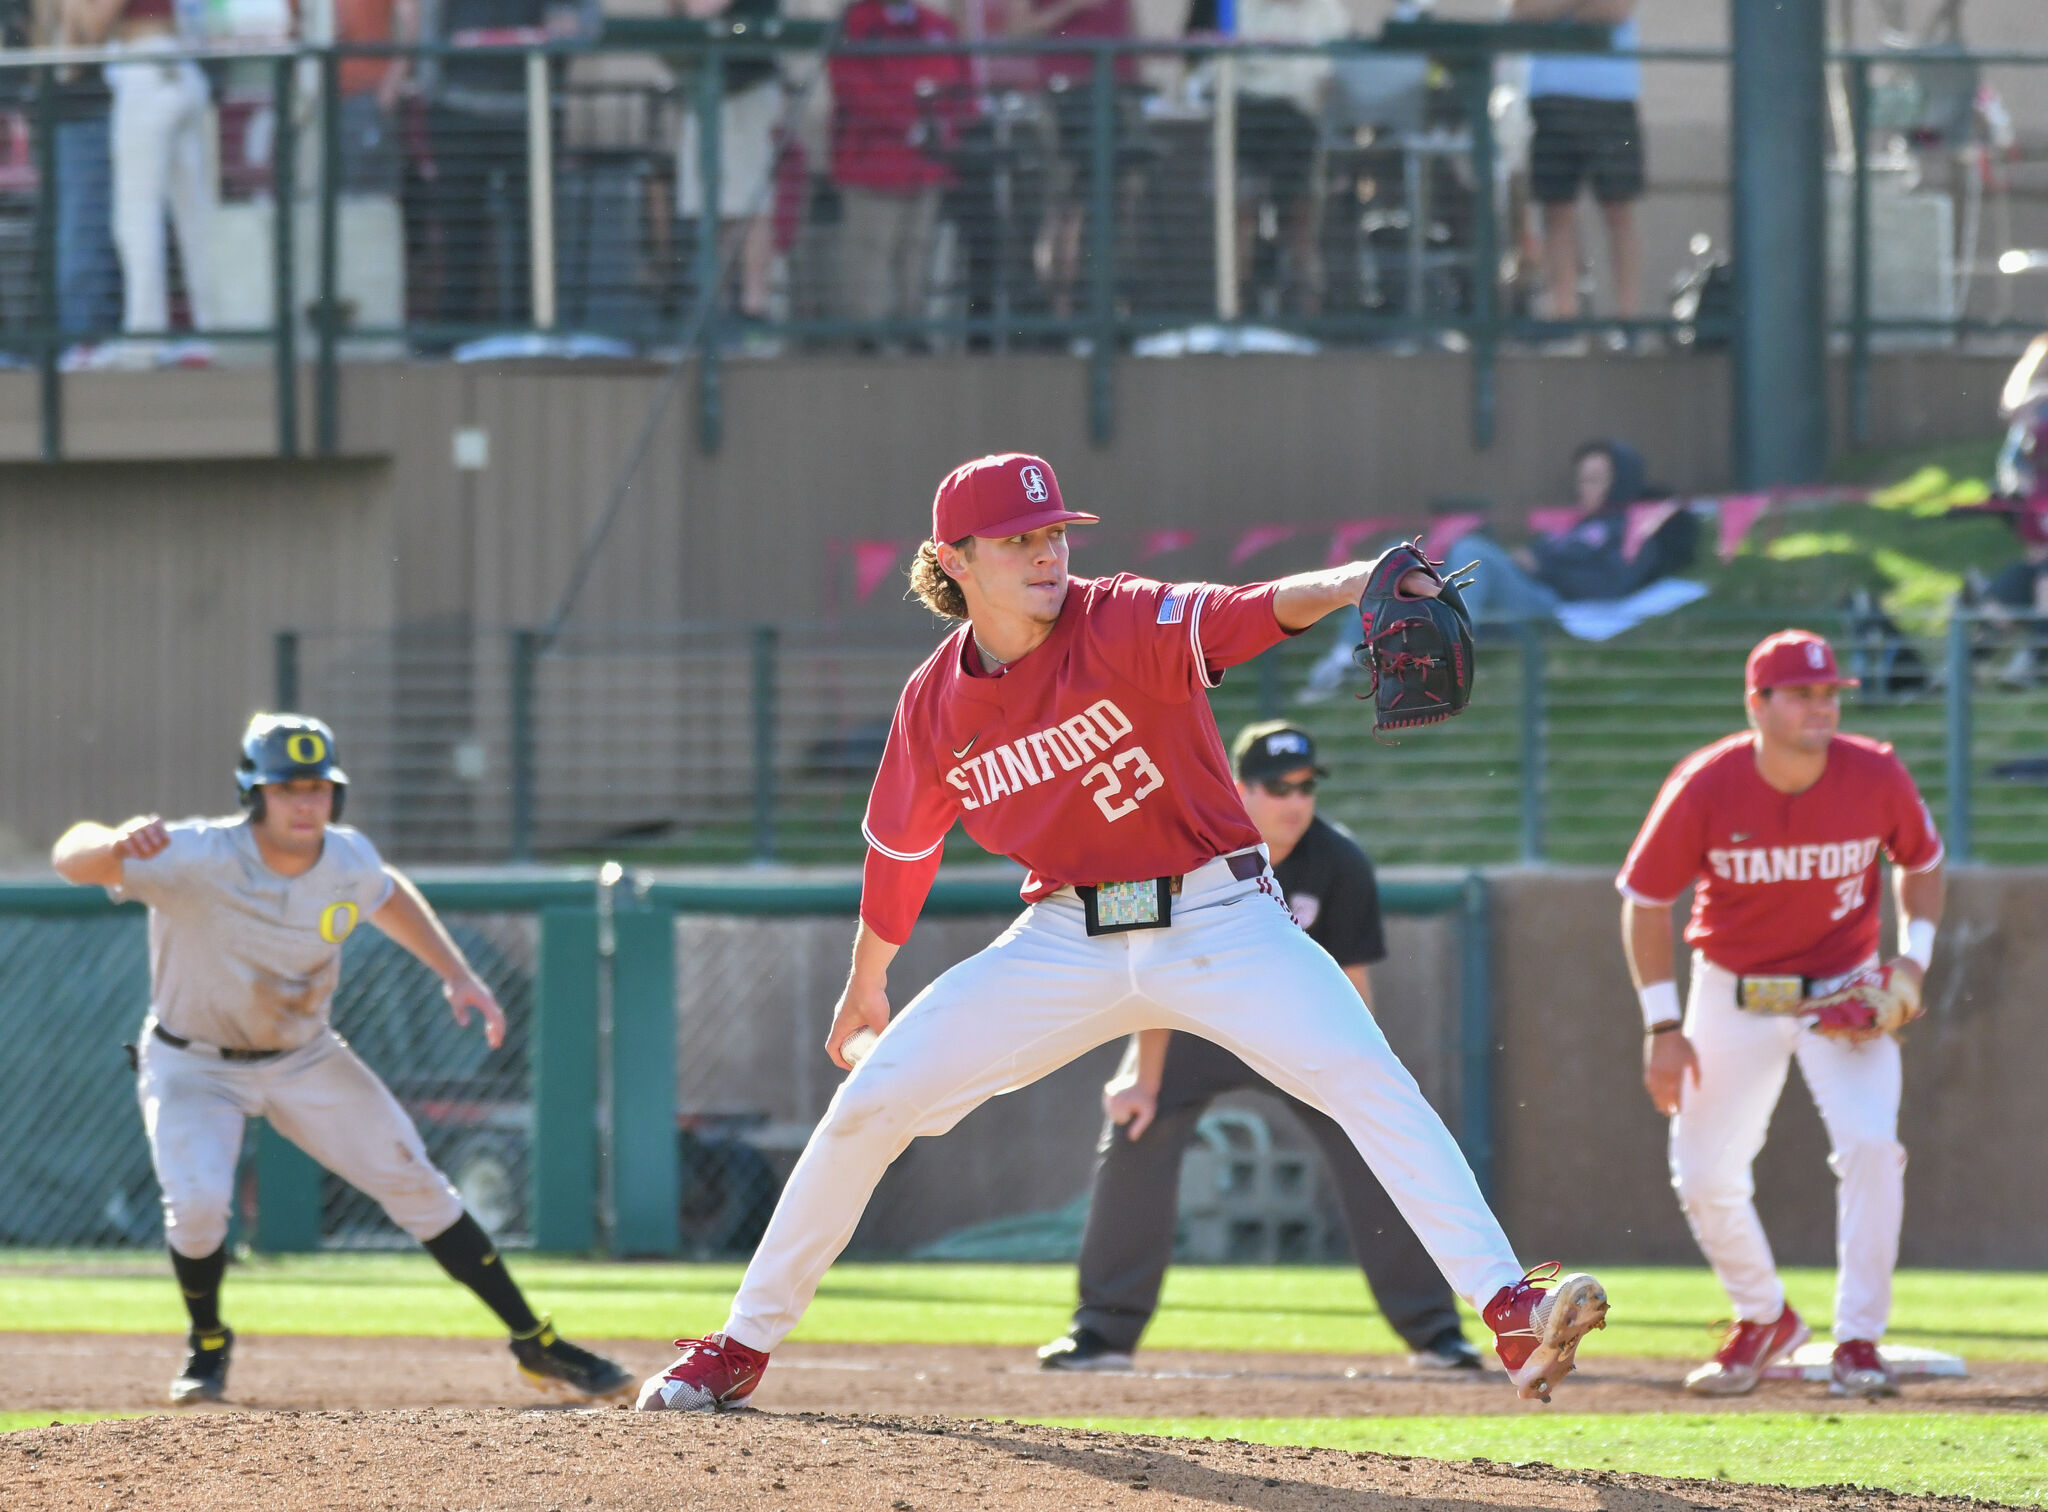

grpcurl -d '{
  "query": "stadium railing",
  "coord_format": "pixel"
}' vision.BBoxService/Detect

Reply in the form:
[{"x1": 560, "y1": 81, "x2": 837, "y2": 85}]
[
  {"x1": 3, "y1": 31, "x2": 2040, "y2": 456},
  {"x1": 0, "y1": 867, "x2": 1491, "y2": 1258}
]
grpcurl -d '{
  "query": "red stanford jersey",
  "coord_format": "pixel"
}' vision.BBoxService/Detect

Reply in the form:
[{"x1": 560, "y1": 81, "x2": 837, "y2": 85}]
[
  {"x1": 859, "y1": 574, "x2": 1298, "y2": 943},
  {"x1": 1616, "y1": 732, "x2": 1943, "y2": 978}
]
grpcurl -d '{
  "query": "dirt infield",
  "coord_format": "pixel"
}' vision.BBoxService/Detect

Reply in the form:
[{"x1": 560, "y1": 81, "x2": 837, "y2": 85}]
[
  {"x1": 10, "y1": 1335, "x2": 2047, "y2": 1418},
  {"x1": 4, "y1": 1408, "x2": 2027, "y2": 1512}
]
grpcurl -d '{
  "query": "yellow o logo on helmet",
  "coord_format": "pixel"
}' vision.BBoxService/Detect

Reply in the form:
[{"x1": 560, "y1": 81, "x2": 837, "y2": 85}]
[
  {"x1": 286, "y1": 732, "x2": 328, "y2": 765},
  {"x1": 319, "y1": 901, "x2": 359, "y2": 944}
]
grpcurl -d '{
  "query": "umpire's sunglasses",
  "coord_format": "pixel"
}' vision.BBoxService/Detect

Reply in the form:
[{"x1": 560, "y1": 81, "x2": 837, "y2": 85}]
[{"x1": 1258, "y1": 777, "x2": 1317, "y2": 798}]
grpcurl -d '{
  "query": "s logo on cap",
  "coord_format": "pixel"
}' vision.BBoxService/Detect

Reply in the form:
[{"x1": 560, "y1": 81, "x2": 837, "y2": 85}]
[
  {"x1": 1806, "y1": 642, "x2": 1826, "y2": 669},
  {"x1": 1020, "y1": 465, "x2": 1049, "y2": 504}
]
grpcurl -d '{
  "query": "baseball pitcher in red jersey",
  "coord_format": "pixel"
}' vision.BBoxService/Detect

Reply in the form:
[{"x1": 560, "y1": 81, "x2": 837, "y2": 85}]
[
  {"x1": 638, "y1": 453, "x2": 1610, "y2": 1412},
  {"x1": 1618, "y1": 630, "x2": 1946, "y2": 1399}
]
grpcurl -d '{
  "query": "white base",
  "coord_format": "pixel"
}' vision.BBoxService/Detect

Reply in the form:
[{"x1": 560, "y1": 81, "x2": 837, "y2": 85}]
[{"x1": 1761, "y1": 1342, "x2": 1967, "y2": 1382}]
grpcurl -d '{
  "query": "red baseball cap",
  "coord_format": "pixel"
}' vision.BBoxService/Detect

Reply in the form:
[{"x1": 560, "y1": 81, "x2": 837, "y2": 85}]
[
  {"x1": 1746, "y1": 629, "x2": 1860, "y2": 694},
  {"x1": 931, "y1": 453, "x2": 1100, "y2": 543}
]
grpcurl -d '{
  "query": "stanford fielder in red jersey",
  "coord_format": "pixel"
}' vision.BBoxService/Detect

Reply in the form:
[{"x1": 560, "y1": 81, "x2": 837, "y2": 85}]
[
  {"x1": 1620, "y1": 629, "x2": 1946, "y2": 1402},
  {"x1": 1618, "y1": 731, "x2": 1943, "y2": 979},
  {"x1": 638, "y1": 452, "x2": 1610, "y2": 1414}
]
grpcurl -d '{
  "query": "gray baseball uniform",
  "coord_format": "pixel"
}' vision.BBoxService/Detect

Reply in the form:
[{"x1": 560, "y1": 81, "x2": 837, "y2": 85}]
[{"x1": 117, "y1": 817, "x2": 464, "y2": 1258}]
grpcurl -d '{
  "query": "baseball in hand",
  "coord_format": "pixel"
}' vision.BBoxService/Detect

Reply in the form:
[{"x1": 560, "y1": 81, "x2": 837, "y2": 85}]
[{"x1": 843, "y1": 1026, "x2": 880, "y2": 1067}]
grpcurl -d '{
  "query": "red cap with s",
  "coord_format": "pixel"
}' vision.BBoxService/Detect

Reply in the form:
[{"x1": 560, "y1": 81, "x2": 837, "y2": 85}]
[
  {"x1": 1746, "y1": 629, "x2": 1860, "y2": 694},
  {"x1": 931, "y1": 453, "x2": 1101, "y2": 543}
]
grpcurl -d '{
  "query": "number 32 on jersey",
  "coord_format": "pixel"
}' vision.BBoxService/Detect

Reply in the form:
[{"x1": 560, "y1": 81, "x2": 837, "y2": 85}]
[{"x1": 1083, "y1": 747, "x2": 1165, "y2": 822}]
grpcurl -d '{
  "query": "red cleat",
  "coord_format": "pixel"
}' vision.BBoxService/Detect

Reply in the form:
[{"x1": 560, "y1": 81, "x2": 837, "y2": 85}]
[
  {"x1": 1483, "y1": 1262, "x2": 1610, "y2": 1401},
  {"x1": 1830, "y1": 1338, "x2": 1899, "y2": 1399},
  {"x1": 635, "y1": 1333, "x2": 770, "y2": 1412},
  {"x1": 1684, "y1": 1305, "x2": 1809, "y2": 1396}
]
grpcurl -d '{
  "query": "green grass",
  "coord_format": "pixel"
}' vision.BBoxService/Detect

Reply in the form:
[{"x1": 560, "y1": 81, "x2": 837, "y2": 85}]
[
  {"x1": 3, "y1": 1258, "x2": 2046, "y2": 1361},
  {"x1": 0, "y1": 1412, "x2": 130, "y2": 1432},
  {"x1": 1033, "y1": 1413, "x2": 2048, "y2": 1507}
]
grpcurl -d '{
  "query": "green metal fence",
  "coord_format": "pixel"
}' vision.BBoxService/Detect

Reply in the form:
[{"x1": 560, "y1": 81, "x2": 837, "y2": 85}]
[{"x1": 0, "y1": 869, "x2": 1490, "y2": 1255}]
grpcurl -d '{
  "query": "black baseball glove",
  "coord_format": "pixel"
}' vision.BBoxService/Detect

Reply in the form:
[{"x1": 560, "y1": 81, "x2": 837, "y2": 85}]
[{"x1": 1352, "y1": 542, "x2": 1477, "y2": 735}]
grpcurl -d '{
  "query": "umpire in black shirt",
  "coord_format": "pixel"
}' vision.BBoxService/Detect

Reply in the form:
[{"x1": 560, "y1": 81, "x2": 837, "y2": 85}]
[{"x1": 1040, "y1": 720, "x2": 1480, "y2": 1372}]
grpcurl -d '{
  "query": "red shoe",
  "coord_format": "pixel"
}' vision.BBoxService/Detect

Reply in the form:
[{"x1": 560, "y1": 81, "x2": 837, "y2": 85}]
[
  {"x1": 1482, "y1": 1262, "x2": 1609, "y2": 1401},
  {"x1": 1684, "y1": 1305, "x2": 1809, "y2": 1396},
  {"x1": 635, "y1": 1333, "x2": 770, "y2": 1412},
  {"x1": 1830, "y1": 1339, "x2": 1899, "y2": 1399}
]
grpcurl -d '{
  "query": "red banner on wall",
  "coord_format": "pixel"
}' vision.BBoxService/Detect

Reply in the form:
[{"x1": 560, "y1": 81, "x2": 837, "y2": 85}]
[{"x1": 853, "y1": 540, "x2": 906, "y2": 603}]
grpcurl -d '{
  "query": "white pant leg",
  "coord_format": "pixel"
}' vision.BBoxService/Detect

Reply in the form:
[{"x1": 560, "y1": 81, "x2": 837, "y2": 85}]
[
  {"x1": 1134, "y1": 875, "x2": 1523, "y2": 1308},
  {"x1": 1793, "y1": 1027, "x2": 1904, "y2": 1342},
  {"x1": 724, "y1": 901, "x2": 1148, "y2": 1351},
  {"x1": 162, "y1": 70, "x2": 216, "y2": 331},
  {"x1": 1669, "y1": 957, "x2": 1801, "y2": 1324},
  {"x1": 255, "y1": 1032, "x2": 465, "y2": 1243},
  {"x1": 111, "y1": 60, "x2": 180, "y2": 333},
  {"x1": 137, "y1": 1031, "x2": 260, "y2": 1258}
]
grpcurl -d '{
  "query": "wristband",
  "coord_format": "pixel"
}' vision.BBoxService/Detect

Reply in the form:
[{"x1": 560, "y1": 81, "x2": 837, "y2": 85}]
[
  {"x1": 1901, "y1": 918, "x2": 1936, "y2": 970},
  {"x1": 1647, "y1": 1020, "x2": 1685, "y2": 1035},
  {"x1": 1637, "y1": 980, "x2": 1682, "y2": 1030}
]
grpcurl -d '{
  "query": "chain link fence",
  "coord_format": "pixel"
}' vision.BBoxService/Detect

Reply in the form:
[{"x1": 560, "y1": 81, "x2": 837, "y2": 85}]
[{"x1": 285, "y1": 608, "x2": 2048, "y2": 870}]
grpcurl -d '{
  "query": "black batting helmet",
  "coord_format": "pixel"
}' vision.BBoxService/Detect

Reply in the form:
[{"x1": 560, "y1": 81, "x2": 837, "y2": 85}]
[{"x1": 237, "y1": 713, "x2": 348, "y2": 821}]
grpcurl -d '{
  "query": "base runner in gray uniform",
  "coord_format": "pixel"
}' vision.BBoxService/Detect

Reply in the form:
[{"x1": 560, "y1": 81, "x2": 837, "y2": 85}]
[{"x1": 52, "y1": 714, "x2": 631, "y2": 1406}]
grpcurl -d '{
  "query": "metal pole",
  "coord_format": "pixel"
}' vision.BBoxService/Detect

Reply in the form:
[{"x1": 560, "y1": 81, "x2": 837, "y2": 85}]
[
  {"x1": 751, "y1": 625, "x2": 778, "y2": 863},
  {"x1": 1517, "y1": 622, "x2": 1545, "y2": 863},
  {"x1": 1457, "y1": 872, "x2": 1493, "y2": 1201},
  {"x1": 273, "y1": 56, "x2": 299, "y2": 459},
  {"x1": 1212, "y1": 55, "x2": 1238, "y2": 321},
  {"x1": 1945, "y1": 610, "x2": 1973, "y2": 862},
  {"x1": 274, "y1": 631, "x2": 301, "y2": 708},
  {"x1": 33, "y1": 66, "x2": 61, "y2": 462},
  {"x1": 1847, "y1": 56, "x2": 1872, "y2": 447},
  {"x1": 1087, "y1": 48, "x2": 1116, "y2": 444},
  {"x1": 526, "y1": 49, "x2": 556, "y2": 331},
  {"x1": 1464, "y1": 56, "x2": 1497, "y2": 451},
  {"x1": 510, "y1": 629, "x2": 538, "y2": 862},
  {"x1": 316, "y1": 48, "x2": 342, "y2": 455},
  {"x1": 1731, "y1": 0, "x2": 1828, "y2": 486},
  {"x1": 694, "y1": 48, "x2": 725, "y2": 452}
]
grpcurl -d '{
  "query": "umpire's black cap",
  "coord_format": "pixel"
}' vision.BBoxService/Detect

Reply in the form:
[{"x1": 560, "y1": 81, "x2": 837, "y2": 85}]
[{"x1": 1232, "y1": 721, "x2": 1329, "y2": 783}]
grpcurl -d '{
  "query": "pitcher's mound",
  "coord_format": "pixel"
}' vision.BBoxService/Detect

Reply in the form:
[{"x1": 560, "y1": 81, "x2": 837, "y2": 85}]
[{"x1": 1, "y1": 1408, "x2": 2014, "y2": 1512}]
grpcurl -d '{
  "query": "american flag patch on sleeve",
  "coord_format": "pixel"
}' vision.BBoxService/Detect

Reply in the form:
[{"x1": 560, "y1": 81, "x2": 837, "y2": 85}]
[{"x1": 1157, "y1": 587, "x2": 1188, "y2": 625}]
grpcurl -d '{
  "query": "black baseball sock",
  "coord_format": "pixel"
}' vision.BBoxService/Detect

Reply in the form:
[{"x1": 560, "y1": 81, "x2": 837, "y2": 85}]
[
  {"x1": 169, "y1": 1244, "x2": 227, "y2": 1334},
  {"x1": 423, "y1": 1211, "x2": 541, "y2": 1335}
]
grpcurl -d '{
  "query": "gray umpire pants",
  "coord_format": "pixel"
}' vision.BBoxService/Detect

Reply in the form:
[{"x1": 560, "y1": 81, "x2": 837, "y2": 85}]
[{"x1": 1072, "y1": 1033, "x2": 1463, "y2": 1353}]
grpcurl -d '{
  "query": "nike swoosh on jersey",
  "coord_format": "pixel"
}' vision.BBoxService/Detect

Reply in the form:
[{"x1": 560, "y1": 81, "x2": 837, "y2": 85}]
[
  {"x1": 1730, "y1": 832, "x2": 1752, "y2": 842},
  {"x1": 952, "y1": 736, "x2": 980, "y2": 758}
]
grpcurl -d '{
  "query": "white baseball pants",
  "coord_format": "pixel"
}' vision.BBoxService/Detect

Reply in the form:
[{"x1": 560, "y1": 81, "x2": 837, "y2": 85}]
[
  {"x1": 107, "y1": 43, "x2": 217, "y2": 335},
  {"x1": 1670, "y1": 953, "x2": 1905, "y2": 1343},
  {"x1": 137, "y1": 1022, "x2": 463, "y2": 1258},
  {"x1": 724, "y1": 853, "x2": 1525, "y2": 1351}
]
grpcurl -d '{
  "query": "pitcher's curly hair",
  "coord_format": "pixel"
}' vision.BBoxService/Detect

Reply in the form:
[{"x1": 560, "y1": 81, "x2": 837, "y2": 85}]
[{"x1": 908, "y1": 538, "x2": 973, "y2": 620}]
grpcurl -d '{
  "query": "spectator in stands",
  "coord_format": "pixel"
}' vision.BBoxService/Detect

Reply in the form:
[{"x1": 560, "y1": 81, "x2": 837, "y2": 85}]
[
  {"x1": 672, "y1": 0, "x2": 783, "y2": 329},
  {"x1": 105, "y1": 0, "x2": 218, "y2": 338},
  {"x1": 1005, "y1": 0, "x2": 1134, "y2": 326},
  {"x1": 335, "y1": 0, "x2": 415, "y2": 193},
  {"x1": 828, "y1": 0, "x2": 968, "y2": 341},
  {"x1": 1453, "y1": 438, "x2": 1694, "y2": 622},
  {"x1": 1229, "y1": 0, "x2": 1348, "y2": 318},
  {"x1": 1510, "y1": 0, "x2": 1642, "y2": 336},
  {"x1": 425, "y1": 0, "x2": 591, "y2": 331},
  {"x1": 49, "y1": 0, "x2": 123, "y2": 342},
  {"x1": 1979, "y1": 404, "x2": 2048, "y2": 686}
]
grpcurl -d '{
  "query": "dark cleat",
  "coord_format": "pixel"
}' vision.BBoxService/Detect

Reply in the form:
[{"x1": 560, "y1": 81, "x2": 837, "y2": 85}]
[
  {"x1": 510, "y1": 1317, "x2": 634, "y2": 1399},
  {"x1": 169, "y1": 1326, "x2": 233, "y2": 1406}
]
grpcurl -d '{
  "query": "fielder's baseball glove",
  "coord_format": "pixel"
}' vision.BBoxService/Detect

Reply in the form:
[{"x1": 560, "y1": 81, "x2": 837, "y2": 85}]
[
  {"x1": 1807, "y1": 962, "x2": 1923, "y2": 1039},
  {"x1": 1353, "y1": 541, "x2": 1477, "y2": 735}
]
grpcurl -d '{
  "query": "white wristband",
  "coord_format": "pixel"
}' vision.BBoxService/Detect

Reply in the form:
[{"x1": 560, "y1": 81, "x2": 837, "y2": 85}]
[
  {"x1": 1638, "y1": 980, "x2": 1682, "y2": 1029},
  {"x1": 1901, "y1": 918, "x2": 1936, "y2": 970}
]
